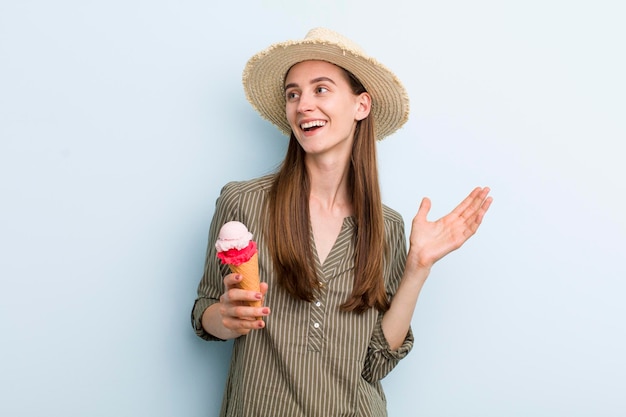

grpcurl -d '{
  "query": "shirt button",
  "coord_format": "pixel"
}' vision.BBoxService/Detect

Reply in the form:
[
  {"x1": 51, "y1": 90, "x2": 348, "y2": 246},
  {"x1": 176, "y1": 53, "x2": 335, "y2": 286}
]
[
  {"x1": 315, "y1": 301, "x2": 321, "y2": 307},
  {"x1": 313, "y1": 323, "x2": 320, "y2": 329}
]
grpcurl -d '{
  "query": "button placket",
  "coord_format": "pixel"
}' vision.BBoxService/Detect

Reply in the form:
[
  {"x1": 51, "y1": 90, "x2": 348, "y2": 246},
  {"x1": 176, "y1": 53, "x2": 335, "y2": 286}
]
[{"x1": 307, "y1": 280, "x2": 328, "y2": 352}]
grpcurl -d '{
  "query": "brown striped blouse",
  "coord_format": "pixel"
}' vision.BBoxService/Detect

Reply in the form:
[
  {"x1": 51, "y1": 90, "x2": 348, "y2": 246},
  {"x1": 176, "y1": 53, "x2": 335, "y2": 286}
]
[{"x1": 192, "y1": 175, "x2": 413, "y2": 417}]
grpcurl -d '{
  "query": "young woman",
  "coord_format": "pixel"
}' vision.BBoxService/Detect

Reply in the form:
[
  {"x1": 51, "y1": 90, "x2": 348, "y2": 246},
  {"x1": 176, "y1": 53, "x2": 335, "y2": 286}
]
[{"x1": 192, "y1": 28, "x2": 492, "y2": 417}]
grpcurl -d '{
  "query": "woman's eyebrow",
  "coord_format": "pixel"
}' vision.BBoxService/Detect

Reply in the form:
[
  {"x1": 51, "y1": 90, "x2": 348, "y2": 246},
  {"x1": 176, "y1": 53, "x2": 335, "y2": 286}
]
[{"x1": 284, "y1": 76, "x2": 337, "y2": 91}]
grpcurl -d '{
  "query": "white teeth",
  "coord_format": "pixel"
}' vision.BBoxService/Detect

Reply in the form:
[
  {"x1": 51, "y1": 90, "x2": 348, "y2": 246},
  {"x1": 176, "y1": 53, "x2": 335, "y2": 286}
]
[{"x1": 300, "y1": 120, "x2": 326, "y2": 130}]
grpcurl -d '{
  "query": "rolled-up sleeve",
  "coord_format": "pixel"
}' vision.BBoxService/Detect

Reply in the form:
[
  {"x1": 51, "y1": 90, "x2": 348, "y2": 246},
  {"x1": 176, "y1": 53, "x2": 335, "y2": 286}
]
[
  {"x1": 363, "y1": 315, "x2": 414, "y2": 383},
  {"x1": 362, "y1": 208, "x2": 414, "y2": 382}
]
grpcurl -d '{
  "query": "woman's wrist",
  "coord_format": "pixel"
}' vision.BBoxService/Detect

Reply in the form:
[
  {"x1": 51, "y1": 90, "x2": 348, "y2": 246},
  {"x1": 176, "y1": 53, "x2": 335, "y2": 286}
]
[
  {"x1": 202, "y1": 303, "x2": 239, "y2": 340},
  {"x1": 405, "y1": 250, "x2": 433, "y2": 280}
]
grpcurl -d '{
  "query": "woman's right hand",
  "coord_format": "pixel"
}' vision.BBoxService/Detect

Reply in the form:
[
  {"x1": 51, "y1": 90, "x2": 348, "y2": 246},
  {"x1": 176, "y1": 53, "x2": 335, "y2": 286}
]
[{"x1": 202, "y1": 273, "x2": 270, "y2": 339}]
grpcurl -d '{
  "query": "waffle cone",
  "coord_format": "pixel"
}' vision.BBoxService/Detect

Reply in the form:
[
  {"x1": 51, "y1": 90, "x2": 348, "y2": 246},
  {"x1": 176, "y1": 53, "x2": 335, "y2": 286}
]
[{"x1": 229, "y1": 252, "x2": 262, "y2": 308}]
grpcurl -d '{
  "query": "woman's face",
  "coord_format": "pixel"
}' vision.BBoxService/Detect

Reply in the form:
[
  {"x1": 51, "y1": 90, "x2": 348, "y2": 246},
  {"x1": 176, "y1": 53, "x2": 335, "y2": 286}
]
[{"x1": 284, "y1": 60, "x2": 371, "y2": 159}]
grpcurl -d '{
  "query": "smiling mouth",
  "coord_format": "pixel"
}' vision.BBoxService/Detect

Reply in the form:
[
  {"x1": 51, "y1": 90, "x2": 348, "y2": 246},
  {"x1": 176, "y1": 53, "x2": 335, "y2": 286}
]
[{"x1": 300, "y1": 120, "x2": 326, "y2": 132}]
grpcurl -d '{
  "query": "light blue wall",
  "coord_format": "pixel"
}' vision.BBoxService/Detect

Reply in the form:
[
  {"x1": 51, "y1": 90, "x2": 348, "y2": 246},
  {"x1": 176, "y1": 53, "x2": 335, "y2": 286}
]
[{"x1": 1, "y1": 1, "x2": 625, "y2": 416}]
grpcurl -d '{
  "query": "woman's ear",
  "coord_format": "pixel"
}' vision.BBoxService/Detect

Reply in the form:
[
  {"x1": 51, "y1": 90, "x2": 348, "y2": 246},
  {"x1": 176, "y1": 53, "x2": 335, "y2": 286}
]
[{"x1": 355, "y1": 92, "x2": 372, "y2": 121}]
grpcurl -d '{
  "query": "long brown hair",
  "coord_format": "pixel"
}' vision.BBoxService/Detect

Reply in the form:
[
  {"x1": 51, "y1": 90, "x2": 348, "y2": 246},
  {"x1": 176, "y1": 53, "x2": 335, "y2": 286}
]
[{"x1": 266, "y1": 68, "x2": 388, "y2": 313}]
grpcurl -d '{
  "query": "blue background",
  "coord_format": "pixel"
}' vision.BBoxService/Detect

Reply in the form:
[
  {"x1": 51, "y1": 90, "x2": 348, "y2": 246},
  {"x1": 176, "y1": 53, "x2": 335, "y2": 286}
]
[{"x1": 1, "y1": 1, "x2": 625, "y2": 416}]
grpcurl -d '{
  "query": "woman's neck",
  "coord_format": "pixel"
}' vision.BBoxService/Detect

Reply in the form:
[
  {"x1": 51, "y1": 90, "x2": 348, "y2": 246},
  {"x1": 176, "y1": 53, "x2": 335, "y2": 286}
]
[
  {"x1": 306, "y1": 155, "x2": 352, "y2": 214},
  {"x1": 306, "y1": 156, "x2": 353, "y2": 264}
]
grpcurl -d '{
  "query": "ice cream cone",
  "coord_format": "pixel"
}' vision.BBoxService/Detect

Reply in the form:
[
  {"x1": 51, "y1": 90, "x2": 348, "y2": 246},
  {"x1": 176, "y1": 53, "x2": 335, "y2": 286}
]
[
  {"x1": 229, "y1": 252, "x2": 262, "y2": 308},
  {"x1": 216, "y1": 221, "x2": 263, "y2": 318}
]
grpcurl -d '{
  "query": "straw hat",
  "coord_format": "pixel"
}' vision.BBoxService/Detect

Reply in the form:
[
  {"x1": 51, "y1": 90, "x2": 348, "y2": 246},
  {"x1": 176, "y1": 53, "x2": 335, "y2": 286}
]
[{"x1": 242, "y1": 27, "x2": 410, "y2": 141}]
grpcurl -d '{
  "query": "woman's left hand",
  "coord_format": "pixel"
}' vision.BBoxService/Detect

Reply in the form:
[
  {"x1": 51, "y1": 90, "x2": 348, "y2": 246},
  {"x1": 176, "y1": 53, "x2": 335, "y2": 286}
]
[{"x1": 407, "y1": 187, "x2": 493, "y2": 270}]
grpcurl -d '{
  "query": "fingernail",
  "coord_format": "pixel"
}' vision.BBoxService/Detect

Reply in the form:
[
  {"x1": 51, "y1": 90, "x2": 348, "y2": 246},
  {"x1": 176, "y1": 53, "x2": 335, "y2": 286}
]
[
  {"x1": 255, "y1": 293, "x2": 262, "y2": 299},
  {"x1": 262, "y1": 308, "x2": 270, "y2": 315}
]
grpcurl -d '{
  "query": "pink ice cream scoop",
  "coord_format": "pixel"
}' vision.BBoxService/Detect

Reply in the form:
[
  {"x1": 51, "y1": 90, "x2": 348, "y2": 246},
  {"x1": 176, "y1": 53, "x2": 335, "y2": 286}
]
[{"x1": 215, "y1": 221, "x2": 257, "y2": 266}]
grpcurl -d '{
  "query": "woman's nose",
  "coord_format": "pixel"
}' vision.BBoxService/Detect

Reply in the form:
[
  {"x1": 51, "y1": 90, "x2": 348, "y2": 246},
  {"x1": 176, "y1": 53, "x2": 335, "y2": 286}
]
[{"x1": 297, "y1": 92, "x2": 314, "y2": 113}]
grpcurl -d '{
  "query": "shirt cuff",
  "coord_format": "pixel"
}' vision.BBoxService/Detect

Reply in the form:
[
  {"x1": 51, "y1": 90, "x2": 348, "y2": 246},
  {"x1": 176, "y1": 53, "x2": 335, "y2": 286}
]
[
  {"x1": 370, "y1": 315, "x2": 414, "y2": 360},
  {"x1": 191, "y1": 297, "x2": 226, "y2": 342}
]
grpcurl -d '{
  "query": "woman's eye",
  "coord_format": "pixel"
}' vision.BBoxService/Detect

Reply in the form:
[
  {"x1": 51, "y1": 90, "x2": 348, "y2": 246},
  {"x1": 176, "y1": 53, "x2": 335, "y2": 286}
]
[
  {"x1": 316, "y1": 86, "x2": 328, "y2": 94},
  {"x1": 286, "y1": 91, "x2": 299, "y2": 100}
]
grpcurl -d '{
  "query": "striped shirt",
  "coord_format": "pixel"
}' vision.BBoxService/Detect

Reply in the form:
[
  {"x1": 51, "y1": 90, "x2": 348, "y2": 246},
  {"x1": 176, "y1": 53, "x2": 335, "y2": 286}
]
[{"x1": 192, "y1": 175, "x2": 413, "y2": 417}]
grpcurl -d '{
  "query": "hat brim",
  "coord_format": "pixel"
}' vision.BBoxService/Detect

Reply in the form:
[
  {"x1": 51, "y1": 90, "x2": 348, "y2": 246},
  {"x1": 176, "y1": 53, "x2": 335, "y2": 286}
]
[{"x1": 242, "y1": 38, "x2": 409, "y2": 141}]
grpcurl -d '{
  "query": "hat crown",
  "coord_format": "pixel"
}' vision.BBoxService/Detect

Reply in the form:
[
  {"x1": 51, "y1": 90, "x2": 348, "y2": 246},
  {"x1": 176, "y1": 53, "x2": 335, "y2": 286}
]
[{"x1": 304, "y1": 27, "x2": 365, "y2": 55}]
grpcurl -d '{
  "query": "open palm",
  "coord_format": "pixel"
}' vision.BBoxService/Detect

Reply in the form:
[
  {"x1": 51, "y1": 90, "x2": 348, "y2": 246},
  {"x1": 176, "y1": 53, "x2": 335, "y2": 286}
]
[{"x1": 408, "y1": 187, "x2": 493, "y2": 269}]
